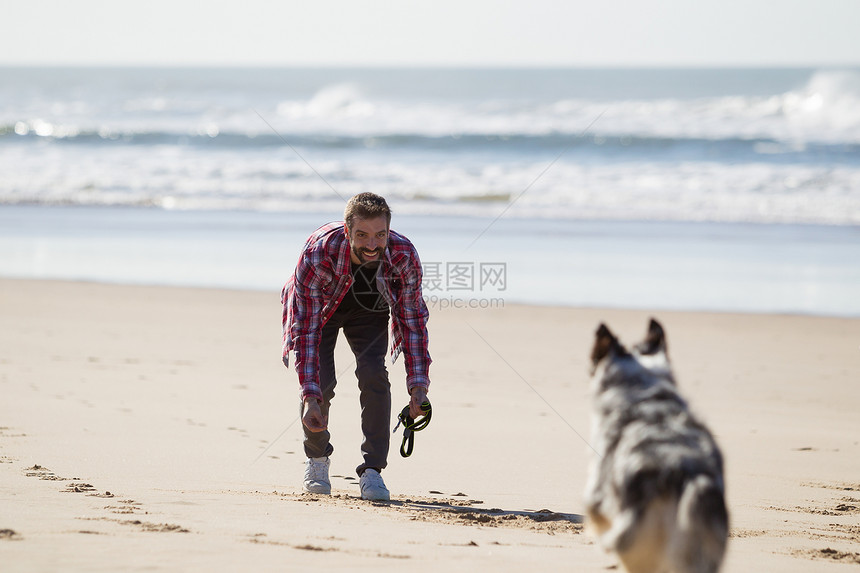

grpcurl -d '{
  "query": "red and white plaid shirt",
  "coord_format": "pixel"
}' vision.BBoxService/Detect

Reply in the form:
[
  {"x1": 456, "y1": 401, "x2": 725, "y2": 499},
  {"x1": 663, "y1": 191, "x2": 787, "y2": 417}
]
[{"x1": 281, "y1": 221, "x2": 431, "y2": 401}]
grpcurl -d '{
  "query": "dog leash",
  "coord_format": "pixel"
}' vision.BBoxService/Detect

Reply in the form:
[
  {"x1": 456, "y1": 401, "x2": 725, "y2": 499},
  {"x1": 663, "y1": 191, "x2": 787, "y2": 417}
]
[{"x1": 393, "y1": 401, "x2": 432, "y2": 458}]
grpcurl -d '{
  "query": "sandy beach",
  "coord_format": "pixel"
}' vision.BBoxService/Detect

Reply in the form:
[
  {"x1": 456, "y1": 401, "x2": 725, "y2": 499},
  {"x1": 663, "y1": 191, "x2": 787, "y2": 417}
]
[{"x1": 1, "y1": 277, "x2": 858, "y2": 571}]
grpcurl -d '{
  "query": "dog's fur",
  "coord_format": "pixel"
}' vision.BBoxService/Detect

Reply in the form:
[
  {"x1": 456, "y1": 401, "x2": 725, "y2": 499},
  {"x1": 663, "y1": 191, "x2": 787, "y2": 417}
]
[{"x1": 585, "y1": 319, "x2": 728, "y2": 573}]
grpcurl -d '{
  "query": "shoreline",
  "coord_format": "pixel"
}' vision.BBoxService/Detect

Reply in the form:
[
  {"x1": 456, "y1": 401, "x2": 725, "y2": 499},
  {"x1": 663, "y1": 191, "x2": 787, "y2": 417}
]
[
  {"x1": 1, "y1": 275, "x2": 857, "y2": 320},
  {"x1": 1, "y1": 277, "x2": 859, "y2": 570},
  {"x1": 3, "y1": 204, "x2": 860, "y2": 317}
]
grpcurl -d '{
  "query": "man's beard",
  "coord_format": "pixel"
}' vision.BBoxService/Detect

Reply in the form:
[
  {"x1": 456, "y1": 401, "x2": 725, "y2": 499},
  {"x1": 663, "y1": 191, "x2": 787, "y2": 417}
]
[{"x1": 353, "y1": 245, "x2": 382, "y2": 267}]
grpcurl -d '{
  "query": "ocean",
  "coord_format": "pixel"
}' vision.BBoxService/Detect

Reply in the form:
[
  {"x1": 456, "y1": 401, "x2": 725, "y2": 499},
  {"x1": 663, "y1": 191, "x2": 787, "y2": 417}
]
[{"x1": 1, "y1": 67, "x2": 859, "y2": 315}]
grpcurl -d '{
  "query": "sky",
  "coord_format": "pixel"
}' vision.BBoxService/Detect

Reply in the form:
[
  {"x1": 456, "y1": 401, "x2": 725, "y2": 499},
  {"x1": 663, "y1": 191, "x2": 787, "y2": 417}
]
[{"x1": 3, "y1": 0, "x2": 860, "y2": 68}]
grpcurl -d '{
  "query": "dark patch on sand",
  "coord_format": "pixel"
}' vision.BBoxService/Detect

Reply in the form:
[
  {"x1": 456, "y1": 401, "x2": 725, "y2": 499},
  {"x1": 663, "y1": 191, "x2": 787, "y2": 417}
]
[
  {"x1": 272, "y1": 491, "x2": 583, "y2": 535},
  {"x1": 730, "y1": 528, "x2": 768, "y2": 539},
  {"x1": 78, "y1": 516, "x2": 189, "y2": 533},
  {"x1": 802, "y1": 482, "x2": 859, "y2": 492},
  {"x1": 0, "y1": 427, "x2": 27, "y2": 439},
  {"x1": 794, "y1": 547, "x2": 860, "y2": 564}
]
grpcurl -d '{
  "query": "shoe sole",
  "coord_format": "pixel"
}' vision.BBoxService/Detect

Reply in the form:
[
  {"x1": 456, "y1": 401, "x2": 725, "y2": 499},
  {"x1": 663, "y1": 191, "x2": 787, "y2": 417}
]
[{"x1": 303, "y1": 484, "x2": 332, "y2": 495}]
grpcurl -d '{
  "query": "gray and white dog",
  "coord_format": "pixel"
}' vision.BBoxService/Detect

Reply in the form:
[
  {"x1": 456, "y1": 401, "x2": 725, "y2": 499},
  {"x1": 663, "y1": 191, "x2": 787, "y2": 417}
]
[{"x1": 585, "y1": 319, "x2": 728, "y2": 573}]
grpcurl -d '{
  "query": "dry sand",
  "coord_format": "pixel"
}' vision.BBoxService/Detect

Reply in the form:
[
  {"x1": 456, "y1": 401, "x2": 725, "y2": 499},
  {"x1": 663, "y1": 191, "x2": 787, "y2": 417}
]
[{"x1": 1, "y1": 278, "x2": 858, "y2": 571}]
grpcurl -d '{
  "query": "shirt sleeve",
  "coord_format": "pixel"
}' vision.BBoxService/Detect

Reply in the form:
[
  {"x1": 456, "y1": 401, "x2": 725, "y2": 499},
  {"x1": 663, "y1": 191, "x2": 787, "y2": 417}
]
[
  {"x1": 288, "y1": 253, "x2": 327, "y2": 402},
  {"x1": 396, "y1": 247, "x2": 432, "y2": 392}
]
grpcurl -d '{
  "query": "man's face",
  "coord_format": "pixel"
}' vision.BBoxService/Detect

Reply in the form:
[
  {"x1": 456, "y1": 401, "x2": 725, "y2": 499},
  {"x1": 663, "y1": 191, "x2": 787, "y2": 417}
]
[{"x1": 347, "y1": 215, "x2": 389, "y2": 265}]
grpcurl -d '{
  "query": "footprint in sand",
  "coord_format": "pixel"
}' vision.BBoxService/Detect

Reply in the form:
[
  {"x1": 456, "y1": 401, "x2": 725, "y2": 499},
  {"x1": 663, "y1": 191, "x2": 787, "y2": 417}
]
[
  {"x1": 1, "y1": 426, "x2": 28, "y2": 441},
  {"x1": 105, "y1": 500, "x2": 143, "y2": 515},
  {"x1": 795, "y1": 547, "x2": 860, "y2": 565},
  {"x1": 64, "y1": 482, "x2": 98, "y2": 494},
  {"x1": 0, "y1": 529, "x2": 21, "y2": 540},
  {"x1": 25, "y1": 465, "x2": 69, "y2": 481},
  {"x1": 21, "y1": 462, "x2": 191, "y2": 533}
]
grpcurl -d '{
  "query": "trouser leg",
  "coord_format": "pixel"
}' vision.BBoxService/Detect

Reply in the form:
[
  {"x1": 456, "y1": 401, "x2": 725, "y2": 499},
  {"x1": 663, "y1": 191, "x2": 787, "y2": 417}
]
[
  {"x1": 302, "y1": 318, "x2": 339, "y2": 459},
  {"x1": 342, "y1": 310, "x2": 391, "y2": 476}
]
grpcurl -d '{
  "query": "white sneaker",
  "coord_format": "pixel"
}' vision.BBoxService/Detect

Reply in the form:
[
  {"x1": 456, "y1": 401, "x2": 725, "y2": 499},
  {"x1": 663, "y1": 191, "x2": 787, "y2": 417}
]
[
  {"x1": 303, "y1": 457, "x2": 331, "y2": 494},
  {"x1": 359, "y1": 468, "x2": 390, "y2": 501}
]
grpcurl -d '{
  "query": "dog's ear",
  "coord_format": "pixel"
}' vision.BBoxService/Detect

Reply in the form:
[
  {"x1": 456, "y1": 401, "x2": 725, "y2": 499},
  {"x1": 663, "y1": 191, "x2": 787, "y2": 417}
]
[
  {"x1": 591, "y1": 323, "x2": 624, "y2": 366},
  {"x1": 634, "y1": 318, "x2": 668, "y2": 356}
]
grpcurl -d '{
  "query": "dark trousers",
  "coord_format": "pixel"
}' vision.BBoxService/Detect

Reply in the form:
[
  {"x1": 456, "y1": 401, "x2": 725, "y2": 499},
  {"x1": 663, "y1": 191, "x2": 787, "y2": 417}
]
[{"x1": 302, "y1": 306, "x2": 391, "y2": 477}]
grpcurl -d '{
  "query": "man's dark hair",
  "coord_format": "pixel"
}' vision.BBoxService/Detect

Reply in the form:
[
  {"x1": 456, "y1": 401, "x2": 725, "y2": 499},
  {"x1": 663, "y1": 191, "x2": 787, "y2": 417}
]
[{"x1": 344, "y1": 193, "x2": 391, "y2": 230}]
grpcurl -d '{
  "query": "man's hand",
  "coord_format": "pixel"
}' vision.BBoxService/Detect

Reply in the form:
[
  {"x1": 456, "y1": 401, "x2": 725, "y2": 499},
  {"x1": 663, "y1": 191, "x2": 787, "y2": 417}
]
[
  {"x1": 302, "y1": 398, "x2": 328, "y2": 432},
  {"x1": 409, "y1": 387, "x2": 429, "y2": 419}
]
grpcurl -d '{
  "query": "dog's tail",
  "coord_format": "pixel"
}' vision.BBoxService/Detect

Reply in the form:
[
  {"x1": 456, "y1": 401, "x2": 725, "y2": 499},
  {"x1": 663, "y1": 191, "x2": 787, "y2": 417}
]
[{"x1": 669, "y1": 474, "x2": 729, "y2": 573}]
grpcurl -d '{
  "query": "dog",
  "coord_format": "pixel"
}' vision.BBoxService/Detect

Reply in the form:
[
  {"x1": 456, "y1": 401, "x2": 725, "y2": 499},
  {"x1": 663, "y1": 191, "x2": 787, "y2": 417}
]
[{"x1": 584, "y1": 319, "x2": 728, "y2": 573}]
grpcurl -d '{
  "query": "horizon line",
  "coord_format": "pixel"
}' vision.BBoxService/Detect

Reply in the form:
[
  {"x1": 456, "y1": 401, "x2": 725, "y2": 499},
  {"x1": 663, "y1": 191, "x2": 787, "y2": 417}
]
[{"x1": 2, "y1": 61, "x2": 860, "y2": 71}]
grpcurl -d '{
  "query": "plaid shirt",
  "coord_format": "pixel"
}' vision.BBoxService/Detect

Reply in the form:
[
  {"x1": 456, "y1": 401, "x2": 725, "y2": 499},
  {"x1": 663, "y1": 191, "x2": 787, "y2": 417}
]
[{"x1": 281, "y1": 221, "x2": 431, "y2": 401}]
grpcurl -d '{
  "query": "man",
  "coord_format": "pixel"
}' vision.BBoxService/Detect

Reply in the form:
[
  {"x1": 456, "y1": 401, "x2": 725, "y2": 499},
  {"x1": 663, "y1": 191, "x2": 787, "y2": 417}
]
[{"x1": 281, "y1": 193, "x2": 431, "y2": 501}]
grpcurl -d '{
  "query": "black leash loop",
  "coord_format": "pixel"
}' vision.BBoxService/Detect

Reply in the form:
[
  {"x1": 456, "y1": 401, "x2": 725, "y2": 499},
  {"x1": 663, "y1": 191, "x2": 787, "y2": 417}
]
[{"x1": 393, "y1": 401, "x2": 432, "y2": 458}]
